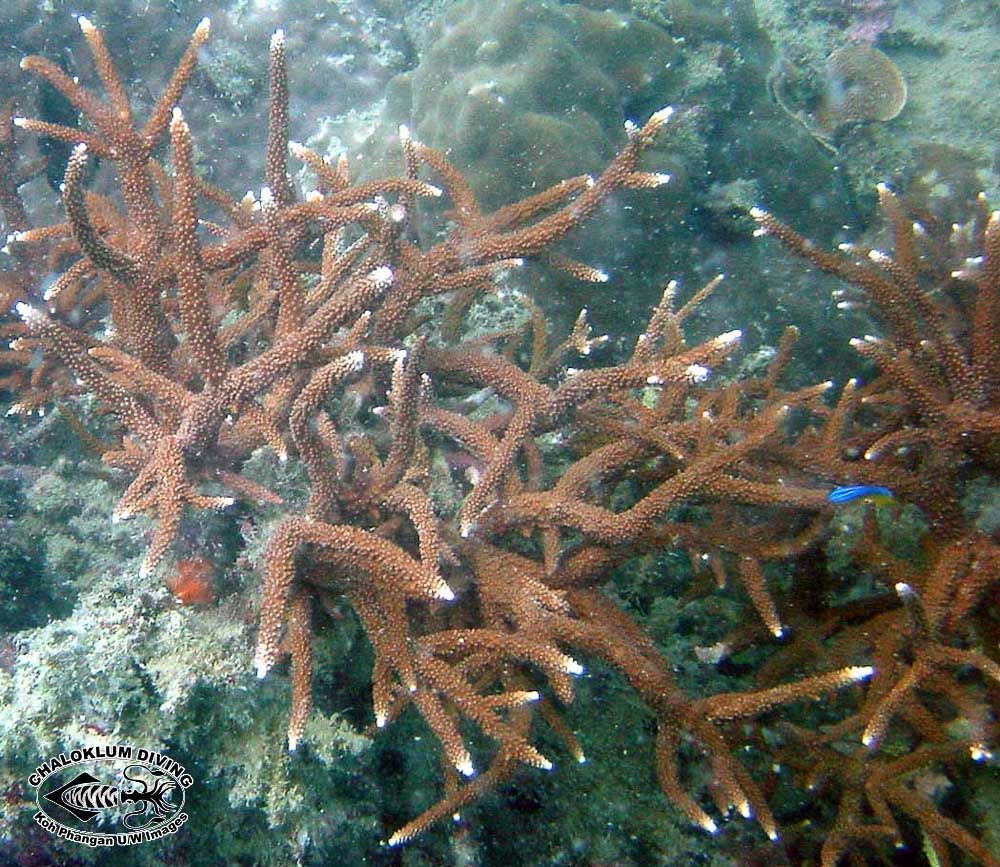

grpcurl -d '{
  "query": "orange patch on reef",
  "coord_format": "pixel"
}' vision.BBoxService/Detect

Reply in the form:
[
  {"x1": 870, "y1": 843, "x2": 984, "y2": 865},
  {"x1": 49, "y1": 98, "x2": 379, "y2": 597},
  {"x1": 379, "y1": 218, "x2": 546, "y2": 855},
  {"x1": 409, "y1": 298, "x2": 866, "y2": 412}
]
[{"x1": 165, "y1": 558, "x2": 216, "y2": 606}]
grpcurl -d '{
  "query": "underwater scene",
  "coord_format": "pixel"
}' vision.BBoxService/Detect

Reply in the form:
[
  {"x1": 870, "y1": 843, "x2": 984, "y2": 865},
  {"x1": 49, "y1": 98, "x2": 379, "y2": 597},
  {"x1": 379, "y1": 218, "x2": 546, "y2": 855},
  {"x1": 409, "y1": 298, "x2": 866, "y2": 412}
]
[{"x1": 0, "y1": 0, "x2": 998, "y2": 864}]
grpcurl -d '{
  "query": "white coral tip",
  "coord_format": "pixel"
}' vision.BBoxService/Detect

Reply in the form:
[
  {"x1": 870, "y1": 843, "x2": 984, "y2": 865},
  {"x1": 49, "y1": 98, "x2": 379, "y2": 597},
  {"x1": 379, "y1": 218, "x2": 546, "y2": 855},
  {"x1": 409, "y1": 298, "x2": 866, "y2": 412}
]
[
  {"x1": 562, "y1": 656, "x2": 584, "y2": 676},
  {"x1": 649, "y1": 105, "x2": 674, "y2": 124},
  {"x1": 14, "y1": 302, "x2": 42, "y2": 324},
  {"x1": 970, "y1": 743, "x2": 992, "y2": 762},
  {"x1": 369, "y1": 265, "x2": 393, "y2": 286},
  {"x1": 255, "y1": 654, "x2": 271, "y2": 679},
  {"x1": 686, "y1": 363, "x2": 710, "y2": 383}
]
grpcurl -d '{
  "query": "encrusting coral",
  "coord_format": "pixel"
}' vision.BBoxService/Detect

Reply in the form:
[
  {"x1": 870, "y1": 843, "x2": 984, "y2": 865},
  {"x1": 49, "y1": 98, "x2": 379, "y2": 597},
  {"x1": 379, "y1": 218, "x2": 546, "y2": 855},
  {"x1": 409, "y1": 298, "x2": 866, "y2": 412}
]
[{"x1": 1, "y1": 15, "x2": 997, "y2": 863}]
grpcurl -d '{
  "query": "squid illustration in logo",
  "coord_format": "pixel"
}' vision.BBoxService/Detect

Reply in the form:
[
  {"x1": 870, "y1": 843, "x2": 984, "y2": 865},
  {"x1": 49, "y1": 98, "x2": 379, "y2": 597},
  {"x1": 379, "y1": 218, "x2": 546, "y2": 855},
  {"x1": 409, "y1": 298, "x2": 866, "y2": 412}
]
[{"x1": 43, "y1": 765, "x2": 178, "y2": 829}]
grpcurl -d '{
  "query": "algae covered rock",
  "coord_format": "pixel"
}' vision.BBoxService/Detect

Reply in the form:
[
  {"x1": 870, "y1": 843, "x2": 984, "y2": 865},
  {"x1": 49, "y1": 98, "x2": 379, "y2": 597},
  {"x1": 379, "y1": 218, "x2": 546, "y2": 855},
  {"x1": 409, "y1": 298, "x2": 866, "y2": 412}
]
[
  {"x1": 386, "y1": 0, "x2": 682, "y2": 210},
  {"x1": 345, "y1": 0, "x2": 848, "y2": 337}
]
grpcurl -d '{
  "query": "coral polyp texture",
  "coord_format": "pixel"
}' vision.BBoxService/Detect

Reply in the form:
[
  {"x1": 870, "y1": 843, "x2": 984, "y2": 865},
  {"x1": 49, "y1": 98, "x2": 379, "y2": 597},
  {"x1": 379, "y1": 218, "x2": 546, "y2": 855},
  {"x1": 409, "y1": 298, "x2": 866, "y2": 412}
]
[{"x1": 1, "y1": 15, "x2": 997, "y2": 865}]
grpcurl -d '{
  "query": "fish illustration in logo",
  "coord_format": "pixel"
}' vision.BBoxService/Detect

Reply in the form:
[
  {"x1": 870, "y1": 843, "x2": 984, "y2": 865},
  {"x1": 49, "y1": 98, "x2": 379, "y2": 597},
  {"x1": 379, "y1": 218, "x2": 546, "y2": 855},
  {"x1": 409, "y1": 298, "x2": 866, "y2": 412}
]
[{"x1": 43, "y1": 766, "x2": 178, "y2": 829}]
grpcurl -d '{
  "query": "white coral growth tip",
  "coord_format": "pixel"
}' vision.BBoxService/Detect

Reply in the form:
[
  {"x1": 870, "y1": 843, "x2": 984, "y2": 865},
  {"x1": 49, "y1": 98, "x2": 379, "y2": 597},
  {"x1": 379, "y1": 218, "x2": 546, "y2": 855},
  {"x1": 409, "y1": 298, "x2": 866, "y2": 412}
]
[
  {"x1": 455, "y1": 753, "x2": 475, "y2": 777},
  {"x1": 970, "y1": 743, "x2": 992, "y2": 762},
  {"x1": 649, "y1": 105, "x2": 674, "y2": 124},
  {"x1": 14, "y1": 302, "x2": 44, "y2": 327},
  {"x1": 561, "y1": 655, "x2": 585, "y2": 675},
  {"x1": 698, "y1": 815, "x2": 719, "y2": 834},
  {"x1": 685, "y1": 363, "x2": 710, "y2": 383},
  {"x1": 369, "y1": 265, "x2": 394, "y2": 286}
]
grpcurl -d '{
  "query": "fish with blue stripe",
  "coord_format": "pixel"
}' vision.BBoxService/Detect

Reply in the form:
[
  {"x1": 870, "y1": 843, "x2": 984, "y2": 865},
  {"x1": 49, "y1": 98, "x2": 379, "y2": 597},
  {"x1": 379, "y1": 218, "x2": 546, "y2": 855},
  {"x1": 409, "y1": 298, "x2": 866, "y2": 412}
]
[{"x1": 827, "y1": 485, "x2": 894, "y2": 505}]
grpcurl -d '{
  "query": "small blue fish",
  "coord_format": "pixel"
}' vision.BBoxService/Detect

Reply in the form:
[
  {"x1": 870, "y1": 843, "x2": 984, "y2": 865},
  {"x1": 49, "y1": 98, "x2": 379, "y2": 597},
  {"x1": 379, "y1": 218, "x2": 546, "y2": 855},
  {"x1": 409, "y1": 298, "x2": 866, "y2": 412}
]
[{"x1": 827, "y1": 484, "x2": 894, "y2": 505}]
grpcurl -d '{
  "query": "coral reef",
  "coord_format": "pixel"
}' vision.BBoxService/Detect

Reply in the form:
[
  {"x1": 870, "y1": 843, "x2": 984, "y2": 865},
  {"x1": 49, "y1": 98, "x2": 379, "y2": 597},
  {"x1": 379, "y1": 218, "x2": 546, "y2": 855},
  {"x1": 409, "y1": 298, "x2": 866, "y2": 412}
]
[
  {"x1": 756, "y1": 0, "x2": 1000, "y2": 212},
  {"x1": 359, "y1": 0, "x2": 851, "y2": 330},
  {"x1": 0, "y1": 9, "x2": 997, "y2": 867},
  {"x1": 751, "y1": 187, "x2": 1000, "y2": 866}
]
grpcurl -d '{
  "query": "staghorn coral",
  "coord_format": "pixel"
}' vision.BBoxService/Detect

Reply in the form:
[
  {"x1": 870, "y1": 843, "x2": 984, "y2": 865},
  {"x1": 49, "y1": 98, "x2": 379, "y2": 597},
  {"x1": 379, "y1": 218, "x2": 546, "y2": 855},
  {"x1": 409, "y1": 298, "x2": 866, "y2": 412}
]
[
  {"x1": 750, "y1": 189, "x2": 1000, "y2": 865},
  {"x1": 0, "y1": 13, "x2": 997, "y2": 865}
]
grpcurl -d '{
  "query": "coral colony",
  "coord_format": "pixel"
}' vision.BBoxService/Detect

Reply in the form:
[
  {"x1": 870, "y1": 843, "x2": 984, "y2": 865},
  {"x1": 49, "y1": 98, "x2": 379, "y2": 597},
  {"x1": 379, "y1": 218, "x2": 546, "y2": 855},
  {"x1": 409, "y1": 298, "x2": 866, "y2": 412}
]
[{"x1": 1, "y1": 17, "x2": 998, "y2": 863}]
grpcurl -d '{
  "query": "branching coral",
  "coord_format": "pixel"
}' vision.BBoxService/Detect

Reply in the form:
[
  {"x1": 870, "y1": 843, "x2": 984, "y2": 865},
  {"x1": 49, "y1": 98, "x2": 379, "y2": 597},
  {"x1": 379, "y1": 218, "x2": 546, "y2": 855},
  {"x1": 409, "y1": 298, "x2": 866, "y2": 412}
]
[
  {"x1": 1, "y1": 15, "x2": 997, "y2": 862},
  {"x1": 752, "y1": 190, "x2": 1000, "y2": 865}
]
